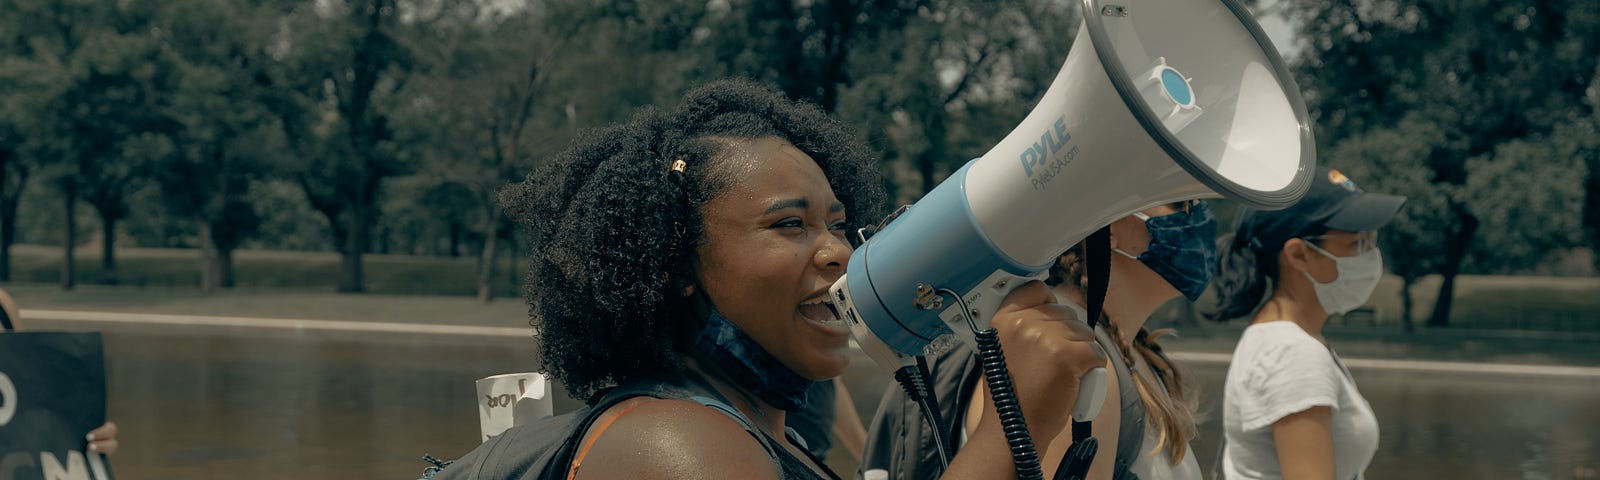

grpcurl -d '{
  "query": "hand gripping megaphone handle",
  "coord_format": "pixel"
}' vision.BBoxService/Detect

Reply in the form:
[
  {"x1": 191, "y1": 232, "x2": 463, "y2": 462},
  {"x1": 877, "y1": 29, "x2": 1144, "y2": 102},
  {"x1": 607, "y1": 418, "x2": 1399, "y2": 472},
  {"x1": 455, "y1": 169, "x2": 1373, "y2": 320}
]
[
  {"x1": 970, "y1": 326, "x2": 1045, "y2": 480},
  {"x1": 933, "y1": 284, "x2": 1108, "y2": 480}
]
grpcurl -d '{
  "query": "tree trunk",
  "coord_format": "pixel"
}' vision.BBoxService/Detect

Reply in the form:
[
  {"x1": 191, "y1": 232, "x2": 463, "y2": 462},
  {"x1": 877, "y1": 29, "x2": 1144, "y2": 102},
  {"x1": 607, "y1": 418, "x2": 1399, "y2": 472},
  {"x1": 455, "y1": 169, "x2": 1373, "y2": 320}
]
[
  {"x1": 448, "y1": 222, "x2": 460, "y2": 257},
  {"x1": 506, "y1": 222, "x2": 518, "y2": 294},
  {"x1": 199, "y1": 222, "x2": 226, "y2": 293},
  {"x1": 218, "y1": 247, "x2": 235, "y2": 288},
  {"x1": 0, "y1": 157, "x2": 21, "y2": 283},
  {"x1": 99, "y1": 213, "x2": 117, "y2": 285},
  {"x1": 339, "y1": 203, "x2": 368, "y2": 293},
  {"x1": 0, "y1": 187, "x2": 18, "y2": 283},
  {"x1": 1427, "y1": 203, "x2": 1479, "y2": 327},
  {"x1": 476, "y1": 216, "x2": 500, "y2": 303},
  {"x1": 1399, "y1": 277, "x2": 1416, "y2": 334},
  {"x1": 1584, "y1": 154, "x2": 1600, "y2": 274},
  {"x1": 61, "y1": 182, "x2": 76, "y2": 290},
  {"x1": 376, "y1": 223, "x2": 390, "y2": 255}
]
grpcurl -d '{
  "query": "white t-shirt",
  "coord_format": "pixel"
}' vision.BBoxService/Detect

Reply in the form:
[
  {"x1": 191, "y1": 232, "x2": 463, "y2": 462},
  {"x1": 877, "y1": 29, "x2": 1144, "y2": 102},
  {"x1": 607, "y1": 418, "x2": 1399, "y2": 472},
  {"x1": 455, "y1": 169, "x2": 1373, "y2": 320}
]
[{"x1": 1221, "y1": 321, "x2": 1378, "y2": 480}]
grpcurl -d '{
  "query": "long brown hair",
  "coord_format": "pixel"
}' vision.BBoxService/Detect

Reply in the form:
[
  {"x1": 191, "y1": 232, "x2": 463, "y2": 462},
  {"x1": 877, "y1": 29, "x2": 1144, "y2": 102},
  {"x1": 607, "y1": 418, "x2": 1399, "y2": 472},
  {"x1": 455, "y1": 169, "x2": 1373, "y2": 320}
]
[{"x1": 1049, "y1": 243, "x2": 1198, "y2": 464}]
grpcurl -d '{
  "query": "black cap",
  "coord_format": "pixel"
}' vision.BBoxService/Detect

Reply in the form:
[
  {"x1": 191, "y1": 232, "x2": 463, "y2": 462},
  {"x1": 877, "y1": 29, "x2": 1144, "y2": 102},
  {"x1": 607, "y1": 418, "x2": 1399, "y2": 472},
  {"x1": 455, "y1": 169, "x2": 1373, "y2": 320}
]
[{"x1": 1234, "y1": 167, "x2": 1407, "y2": 251}]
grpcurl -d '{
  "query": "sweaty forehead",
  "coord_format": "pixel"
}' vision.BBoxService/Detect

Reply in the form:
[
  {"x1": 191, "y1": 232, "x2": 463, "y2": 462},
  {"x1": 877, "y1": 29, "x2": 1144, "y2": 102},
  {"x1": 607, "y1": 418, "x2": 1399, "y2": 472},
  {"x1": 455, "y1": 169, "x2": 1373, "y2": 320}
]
[{"x1": 709, "y1": 136, "x2": 793, "y2": 176}]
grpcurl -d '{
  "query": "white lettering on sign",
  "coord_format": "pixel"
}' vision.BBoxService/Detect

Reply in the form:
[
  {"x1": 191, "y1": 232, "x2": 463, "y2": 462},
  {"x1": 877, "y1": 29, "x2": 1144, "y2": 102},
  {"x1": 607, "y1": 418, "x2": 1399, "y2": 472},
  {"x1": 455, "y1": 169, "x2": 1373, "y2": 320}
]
[
  {"x1": 41, "y1": 451, "x2": 87, "y2": 480},
  {"x1": 0, "y1": 371, "x2": 14, "y2": 427}
]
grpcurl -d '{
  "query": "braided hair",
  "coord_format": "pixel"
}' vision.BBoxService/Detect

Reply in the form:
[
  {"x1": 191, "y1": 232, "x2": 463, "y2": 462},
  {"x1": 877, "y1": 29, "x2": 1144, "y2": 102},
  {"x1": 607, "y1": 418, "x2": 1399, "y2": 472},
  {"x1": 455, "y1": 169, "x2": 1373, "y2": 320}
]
[{"x1": 500, "y1": 79, "x2": 885, "y2": 402}]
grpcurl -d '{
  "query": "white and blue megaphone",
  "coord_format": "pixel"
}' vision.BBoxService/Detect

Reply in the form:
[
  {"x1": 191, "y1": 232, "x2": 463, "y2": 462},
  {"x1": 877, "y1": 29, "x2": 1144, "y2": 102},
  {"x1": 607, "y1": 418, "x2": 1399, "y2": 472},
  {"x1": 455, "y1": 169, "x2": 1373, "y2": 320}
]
[{"x1": 830, "y1": 0, "x2": 1315, "y2": 425}]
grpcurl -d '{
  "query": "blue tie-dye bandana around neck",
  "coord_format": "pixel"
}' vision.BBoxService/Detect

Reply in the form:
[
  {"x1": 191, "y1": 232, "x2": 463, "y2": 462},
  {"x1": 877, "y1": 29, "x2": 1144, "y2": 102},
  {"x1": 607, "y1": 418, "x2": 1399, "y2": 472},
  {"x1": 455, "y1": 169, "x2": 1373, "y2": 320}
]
[{"x1": 693, "y1": 306, "x2": 816, "y2": 412}]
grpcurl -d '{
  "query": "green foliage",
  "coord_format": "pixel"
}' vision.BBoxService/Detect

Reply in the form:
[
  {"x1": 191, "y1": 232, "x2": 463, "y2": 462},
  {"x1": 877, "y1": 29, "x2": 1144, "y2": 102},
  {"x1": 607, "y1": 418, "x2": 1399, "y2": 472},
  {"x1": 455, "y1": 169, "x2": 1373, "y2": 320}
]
[
  {"x1": 1282, "y1": 0, "x2": 1600, "y2": 323},
  {"x1": 4, "y1": 0, "x2": 1596, "y2": 299}
]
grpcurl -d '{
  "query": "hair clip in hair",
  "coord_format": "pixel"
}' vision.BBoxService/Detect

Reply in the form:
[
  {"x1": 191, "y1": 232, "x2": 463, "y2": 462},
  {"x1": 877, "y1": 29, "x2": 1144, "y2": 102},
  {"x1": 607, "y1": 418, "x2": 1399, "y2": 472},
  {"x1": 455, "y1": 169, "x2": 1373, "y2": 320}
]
[
  {"x1": 673, "y1": 221, "x2": 687, "y2": 239},
  {"x1": 670, "y1": 158, "x2": 687, "y2": 173}
]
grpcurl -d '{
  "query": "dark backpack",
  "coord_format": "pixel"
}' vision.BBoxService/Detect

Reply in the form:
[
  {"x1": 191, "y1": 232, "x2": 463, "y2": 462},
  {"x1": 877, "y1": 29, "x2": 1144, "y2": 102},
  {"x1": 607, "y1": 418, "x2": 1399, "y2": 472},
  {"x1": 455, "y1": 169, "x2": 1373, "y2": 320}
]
[{"x1": 420, "y1": 374, "x2": 766, "y2": 480}]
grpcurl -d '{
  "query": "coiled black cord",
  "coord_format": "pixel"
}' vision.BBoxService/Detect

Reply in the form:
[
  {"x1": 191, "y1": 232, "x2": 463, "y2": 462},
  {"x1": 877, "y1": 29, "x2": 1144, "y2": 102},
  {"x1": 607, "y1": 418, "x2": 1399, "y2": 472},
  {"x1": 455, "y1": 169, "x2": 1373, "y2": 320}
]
[
  {"x1": 974, "y1": 326, "x2": 1044, "y2": 480},
  {"x1": 932, "y1": 286, "x2": 1043, "y2": 480}
]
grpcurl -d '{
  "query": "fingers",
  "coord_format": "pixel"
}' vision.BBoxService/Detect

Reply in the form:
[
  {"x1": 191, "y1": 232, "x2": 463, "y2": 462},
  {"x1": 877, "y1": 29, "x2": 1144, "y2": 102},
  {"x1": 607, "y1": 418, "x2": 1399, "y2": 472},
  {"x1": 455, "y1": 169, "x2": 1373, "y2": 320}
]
[
  {"x1": 87, "y1": 422, "x2": 119, "y2": 455},
  {"x1": 995, "y1": 280, "x2": 1055, "y2": 315},
  {"x1": 89, "y1": 438, "x2": 119, "y2": 455},
  {"x1": 88, "y1": 421, "x2": 118, "y2": 440}
]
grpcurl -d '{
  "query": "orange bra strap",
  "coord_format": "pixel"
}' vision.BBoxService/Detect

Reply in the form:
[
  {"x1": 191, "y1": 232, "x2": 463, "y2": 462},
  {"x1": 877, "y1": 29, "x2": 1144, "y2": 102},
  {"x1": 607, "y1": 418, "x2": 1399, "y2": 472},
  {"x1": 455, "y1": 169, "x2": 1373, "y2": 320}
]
[{"x1": 567, "y1": 399, "x2": 648, "y2": 480}]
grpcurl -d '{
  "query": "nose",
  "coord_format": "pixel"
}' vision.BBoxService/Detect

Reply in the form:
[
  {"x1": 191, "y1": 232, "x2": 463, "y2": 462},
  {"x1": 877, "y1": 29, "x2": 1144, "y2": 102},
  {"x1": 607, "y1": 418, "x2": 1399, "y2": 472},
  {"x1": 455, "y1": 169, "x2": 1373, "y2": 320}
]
[{"x1": 814, "y1": 231, "x2": 851, "y2": 274}]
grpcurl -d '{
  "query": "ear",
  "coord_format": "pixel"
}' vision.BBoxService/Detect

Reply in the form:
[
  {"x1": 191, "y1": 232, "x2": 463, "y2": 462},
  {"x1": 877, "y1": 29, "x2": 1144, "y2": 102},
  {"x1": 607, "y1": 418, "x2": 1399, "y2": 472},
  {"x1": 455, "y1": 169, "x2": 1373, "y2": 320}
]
[
  {"x1": 1280, "y1": 238, "x2": 1313, "y2": 274},
  {"x1": 1107, "y1": 216, "x2": 1139, "y2": 250},
  {"x1": 682, "y1": 283, "x2": 696, "y2": 298}
]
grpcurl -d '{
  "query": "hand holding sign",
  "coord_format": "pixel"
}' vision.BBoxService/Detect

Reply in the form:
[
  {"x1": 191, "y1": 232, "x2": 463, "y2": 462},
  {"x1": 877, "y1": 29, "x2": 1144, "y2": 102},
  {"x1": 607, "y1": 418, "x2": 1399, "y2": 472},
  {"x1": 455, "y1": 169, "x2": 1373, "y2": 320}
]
[{"x1": 0, "y1": 332, "x2": 115, "y2": 480}]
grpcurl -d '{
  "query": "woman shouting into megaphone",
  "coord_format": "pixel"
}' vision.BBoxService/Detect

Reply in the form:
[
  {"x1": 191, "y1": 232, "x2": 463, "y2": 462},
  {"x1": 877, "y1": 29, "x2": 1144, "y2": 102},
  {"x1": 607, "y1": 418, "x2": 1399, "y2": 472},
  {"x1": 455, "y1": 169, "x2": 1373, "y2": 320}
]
[{"x1": 425, "y1": 79, "x2": 1105, "y2": 480}]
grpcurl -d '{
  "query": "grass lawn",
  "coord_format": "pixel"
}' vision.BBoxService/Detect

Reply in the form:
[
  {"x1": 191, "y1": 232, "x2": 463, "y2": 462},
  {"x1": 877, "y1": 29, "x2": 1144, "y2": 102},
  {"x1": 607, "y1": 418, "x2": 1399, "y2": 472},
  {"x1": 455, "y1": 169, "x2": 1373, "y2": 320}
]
[
  {"x1": 5, "y1": 244, "x2": 1597, "y2": 366},
  {"x1": 7, "y1": 244, "x2": 523, "y2": 297}
]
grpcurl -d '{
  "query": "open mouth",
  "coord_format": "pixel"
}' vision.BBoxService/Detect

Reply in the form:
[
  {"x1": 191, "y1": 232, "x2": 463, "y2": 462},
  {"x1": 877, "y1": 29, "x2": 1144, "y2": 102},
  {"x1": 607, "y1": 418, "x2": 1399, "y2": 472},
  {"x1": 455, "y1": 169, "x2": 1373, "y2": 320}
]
[{"x1": 799, "y1": 296, "x2": 845, "y2": 327}]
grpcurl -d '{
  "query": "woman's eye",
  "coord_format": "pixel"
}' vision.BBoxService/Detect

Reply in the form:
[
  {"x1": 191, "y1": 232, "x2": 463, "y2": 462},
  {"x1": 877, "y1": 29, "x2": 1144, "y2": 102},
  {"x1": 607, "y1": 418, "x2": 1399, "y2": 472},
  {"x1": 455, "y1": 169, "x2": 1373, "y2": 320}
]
[
  {"x1": 829, "y1": 221, "x2": 847, "y2": 231},
  {"x1": 773, "y1": 218, "x2": 804, "y2": 229}
]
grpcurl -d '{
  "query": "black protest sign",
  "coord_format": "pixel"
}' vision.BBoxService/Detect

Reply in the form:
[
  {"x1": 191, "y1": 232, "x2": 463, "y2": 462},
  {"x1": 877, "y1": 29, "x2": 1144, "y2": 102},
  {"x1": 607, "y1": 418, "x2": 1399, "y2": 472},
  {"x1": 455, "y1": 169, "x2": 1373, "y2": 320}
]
[{"x1": 0, "y1": 332, "x2": 114, "y2": 480}]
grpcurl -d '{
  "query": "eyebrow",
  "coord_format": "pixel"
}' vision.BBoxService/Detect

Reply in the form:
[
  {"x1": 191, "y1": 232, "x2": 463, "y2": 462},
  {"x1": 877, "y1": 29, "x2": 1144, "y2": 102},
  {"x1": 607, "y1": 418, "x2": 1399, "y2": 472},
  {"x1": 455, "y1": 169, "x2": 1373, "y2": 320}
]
[{"x1": 762, "y1": 198, "x2": 846, "y2": 215}]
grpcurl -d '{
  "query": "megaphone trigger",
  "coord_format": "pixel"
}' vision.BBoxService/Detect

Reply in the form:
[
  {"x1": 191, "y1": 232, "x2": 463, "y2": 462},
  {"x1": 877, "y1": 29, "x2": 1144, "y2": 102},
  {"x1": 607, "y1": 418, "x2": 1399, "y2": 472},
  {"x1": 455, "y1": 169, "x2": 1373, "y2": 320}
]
[{"x1": 1073, "y1": 367, "x2": 1109, "y2": 422}]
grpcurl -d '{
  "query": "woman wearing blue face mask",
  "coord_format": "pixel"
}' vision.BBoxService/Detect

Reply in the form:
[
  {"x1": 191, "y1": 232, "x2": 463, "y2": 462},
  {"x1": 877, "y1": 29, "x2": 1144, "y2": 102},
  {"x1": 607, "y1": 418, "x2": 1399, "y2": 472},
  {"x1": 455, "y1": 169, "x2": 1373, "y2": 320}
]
[
  {"x1": 1207, "y1": 168, "x2": 1405, "y2": 480},
  {"x1": 860, "y1": 200, "x2": 1218, "y2": 480}
]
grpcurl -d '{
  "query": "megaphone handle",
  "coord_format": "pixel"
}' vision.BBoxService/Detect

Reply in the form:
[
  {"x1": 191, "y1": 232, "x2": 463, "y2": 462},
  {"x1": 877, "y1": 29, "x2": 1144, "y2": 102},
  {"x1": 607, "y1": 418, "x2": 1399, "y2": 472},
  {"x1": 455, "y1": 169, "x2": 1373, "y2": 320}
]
[{"x1": 972, "y1": 326, "x2": 1045, "y2": 480}]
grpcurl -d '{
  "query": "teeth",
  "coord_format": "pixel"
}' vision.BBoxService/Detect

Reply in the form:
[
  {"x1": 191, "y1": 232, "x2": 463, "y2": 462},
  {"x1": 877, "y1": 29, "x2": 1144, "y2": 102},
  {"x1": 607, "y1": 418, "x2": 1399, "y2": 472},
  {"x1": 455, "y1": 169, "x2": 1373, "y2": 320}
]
[{"x1": 800, "y1": 297, "x2": 845, "y2": 325}]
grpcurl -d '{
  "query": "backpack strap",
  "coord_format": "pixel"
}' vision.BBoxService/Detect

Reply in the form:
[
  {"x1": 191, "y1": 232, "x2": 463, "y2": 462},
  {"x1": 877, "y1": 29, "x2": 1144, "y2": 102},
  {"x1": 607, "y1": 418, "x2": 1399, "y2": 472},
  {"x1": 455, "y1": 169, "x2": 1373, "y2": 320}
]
[{"x1": 1094, "y1": 327, "x2": 1147, "y2": 478}]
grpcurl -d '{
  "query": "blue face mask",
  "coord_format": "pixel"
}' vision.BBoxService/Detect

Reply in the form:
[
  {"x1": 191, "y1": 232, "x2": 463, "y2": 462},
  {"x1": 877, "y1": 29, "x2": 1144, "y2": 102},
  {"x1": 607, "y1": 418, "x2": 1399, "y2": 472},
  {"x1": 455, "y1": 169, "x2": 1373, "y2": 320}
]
[
  {"x1": 694, "y1": 305, "x2": 815, "y2": 412},
  {"x1": 1114, "y1": 201, "x2": 1217, "y2": 301}
]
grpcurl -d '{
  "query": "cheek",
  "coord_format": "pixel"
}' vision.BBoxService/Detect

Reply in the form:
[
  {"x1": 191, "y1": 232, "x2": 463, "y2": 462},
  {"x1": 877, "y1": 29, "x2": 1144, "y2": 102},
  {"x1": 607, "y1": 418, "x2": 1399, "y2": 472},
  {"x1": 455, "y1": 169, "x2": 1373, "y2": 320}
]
[
  {"x1": 1311, "y1": 256, "x2": 1342, "y2": 283},
  {"x1": 1116, "y1": 223, "x2": 1153, "y2": 255}
]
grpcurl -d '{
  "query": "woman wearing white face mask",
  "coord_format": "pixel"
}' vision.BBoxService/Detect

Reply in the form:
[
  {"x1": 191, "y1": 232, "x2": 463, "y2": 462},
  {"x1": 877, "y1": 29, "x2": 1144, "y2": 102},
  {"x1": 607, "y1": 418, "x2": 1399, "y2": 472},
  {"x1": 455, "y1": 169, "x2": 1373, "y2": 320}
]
[{"x1": 1206, "y1": 168, "x2": 1405, "y2": 480}]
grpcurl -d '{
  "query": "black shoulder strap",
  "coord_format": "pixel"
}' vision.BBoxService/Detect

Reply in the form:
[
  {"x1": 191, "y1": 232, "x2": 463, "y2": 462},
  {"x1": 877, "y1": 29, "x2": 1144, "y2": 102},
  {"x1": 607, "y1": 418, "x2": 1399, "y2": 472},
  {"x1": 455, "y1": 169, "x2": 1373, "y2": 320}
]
[
  {"x1": 1055, "y1": 226, "x2": 1114, "y2": 480},
  {"x1": 0, "y1": 302, "x2": 13, "y2": 331},
  {"x1": 542, "y1": 373, "x2": 785, "y2": 479},
  {"x1": 1074, "y1": 225, "x2": 1112, "y2": 445},
  {"x1": 1085, "y1": 225, "x2": 1111, "y2": 334}
]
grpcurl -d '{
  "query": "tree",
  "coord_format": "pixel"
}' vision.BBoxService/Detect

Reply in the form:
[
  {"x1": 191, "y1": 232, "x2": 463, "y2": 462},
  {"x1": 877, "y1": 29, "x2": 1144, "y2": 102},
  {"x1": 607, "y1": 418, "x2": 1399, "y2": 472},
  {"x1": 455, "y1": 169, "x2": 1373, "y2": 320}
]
[
  {"x1": 1284, "y1": 0, "x2": 1600, "y2": 326},
  {"x1": 837, "y1": 0, "x2": 1081, "y2": 201},
  {"x1": 1, "y1": 0, "x2": 173, "y2": 288},
  {"x1": 1323, "y1": 116, "x2": 1450, "y2": 332},
  {"x1": 396, "y1": 0, "x2": 552, "y2": 302},
  {"x1": 711, "y1": 0, "x2": 926, "y2": 112},
  {"x1": 267, "y1": 0, "x2": 416, "y2": 293}
]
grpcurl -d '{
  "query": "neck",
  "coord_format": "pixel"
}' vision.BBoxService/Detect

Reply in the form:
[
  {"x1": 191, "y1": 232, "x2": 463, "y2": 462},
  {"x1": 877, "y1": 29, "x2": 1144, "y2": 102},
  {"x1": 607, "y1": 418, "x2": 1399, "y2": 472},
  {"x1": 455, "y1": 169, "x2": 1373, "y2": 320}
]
[
  {"x1": 1254, "y1": 276, "x2": 1329, "y2": 341},
  {"x1": 1102, "y1": 277, "x2": 1165, "y2": 348}
]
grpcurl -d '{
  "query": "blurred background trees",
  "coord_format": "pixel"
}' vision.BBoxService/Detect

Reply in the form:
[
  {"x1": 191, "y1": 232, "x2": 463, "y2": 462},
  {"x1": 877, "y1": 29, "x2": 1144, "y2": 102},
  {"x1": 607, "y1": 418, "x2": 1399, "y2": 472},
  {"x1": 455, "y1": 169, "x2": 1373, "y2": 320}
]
[{"x1": 0, "y1": 0, "x2": 1595, "y2": 326}]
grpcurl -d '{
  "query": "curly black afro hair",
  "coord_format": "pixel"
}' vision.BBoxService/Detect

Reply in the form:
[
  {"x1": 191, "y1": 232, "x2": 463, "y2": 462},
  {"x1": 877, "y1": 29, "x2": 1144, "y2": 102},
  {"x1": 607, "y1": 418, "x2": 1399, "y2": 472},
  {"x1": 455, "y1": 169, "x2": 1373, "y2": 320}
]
[{"x1": 500, "y1": 79, "x2": 886, "y2": 403}]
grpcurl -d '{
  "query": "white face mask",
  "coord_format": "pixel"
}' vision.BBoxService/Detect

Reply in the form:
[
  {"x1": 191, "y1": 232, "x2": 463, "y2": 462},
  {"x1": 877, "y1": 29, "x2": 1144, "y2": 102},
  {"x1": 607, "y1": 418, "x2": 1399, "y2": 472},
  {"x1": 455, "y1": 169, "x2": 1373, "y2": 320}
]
[{"x1": 1301, "y1": 241, "x2": 1384, "y2": 316}]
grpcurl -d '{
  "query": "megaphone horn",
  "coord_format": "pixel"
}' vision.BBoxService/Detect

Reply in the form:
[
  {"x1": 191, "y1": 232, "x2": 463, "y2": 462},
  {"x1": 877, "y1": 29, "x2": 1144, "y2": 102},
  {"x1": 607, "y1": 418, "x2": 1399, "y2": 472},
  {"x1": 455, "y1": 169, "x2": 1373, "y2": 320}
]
[{"x1": 831, "y1": 0, "x2": 1314, "y2": 476}]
